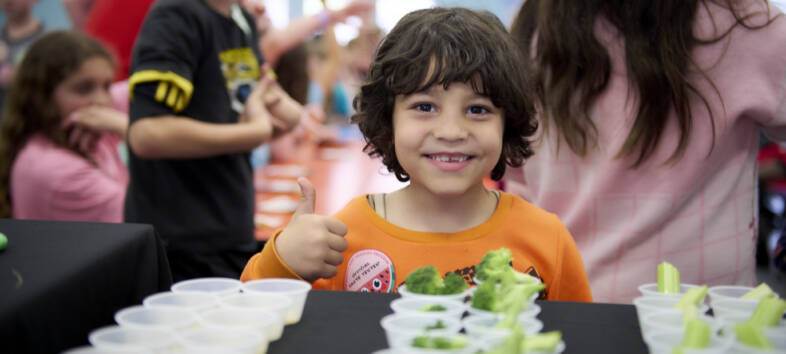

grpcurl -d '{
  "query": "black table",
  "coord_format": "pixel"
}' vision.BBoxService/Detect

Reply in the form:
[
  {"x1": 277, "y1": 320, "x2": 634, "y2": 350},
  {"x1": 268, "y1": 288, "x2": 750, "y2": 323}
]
[
  {"x1": 0, "y1": 219, "x2": 172, "y2": 354},
  {"x1": 269, "y1": 290, "x2": 649, "y2": 354}
]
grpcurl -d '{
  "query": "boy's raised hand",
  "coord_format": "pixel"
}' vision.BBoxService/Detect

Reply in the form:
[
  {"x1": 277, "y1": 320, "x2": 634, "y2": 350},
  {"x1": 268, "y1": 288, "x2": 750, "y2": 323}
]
[{"x1": 275, "y1": 177, "x2": 348, "y2": 282}]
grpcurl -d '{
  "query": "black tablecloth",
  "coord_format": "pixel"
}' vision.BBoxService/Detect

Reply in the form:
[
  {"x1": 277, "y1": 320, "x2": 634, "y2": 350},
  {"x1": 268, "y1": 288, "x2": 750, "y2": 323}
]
[
  {"x1": 0, "y1": 219, "x2": 172, "y2": 354},
  {"x1": 268, "y1": 290, "x2": 649, "y2": 354}
]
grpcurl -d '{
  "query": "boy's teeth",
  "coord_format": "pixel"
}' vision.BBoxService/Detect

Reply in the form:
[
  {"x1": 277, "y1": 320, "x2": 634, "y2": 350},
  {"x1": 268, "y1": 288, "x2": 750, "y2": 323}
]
[{"x1": 430, "y1": 155, "x2": 469, "y2": 162}]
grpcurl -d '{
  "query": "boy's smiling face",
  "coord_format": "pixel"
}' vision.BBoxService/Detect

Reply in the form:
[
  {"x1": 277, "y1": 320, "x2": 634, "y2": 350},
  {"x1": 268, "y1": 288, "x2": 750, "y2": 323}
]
[{"x1": 393, "y1": 81, "x2": 504, "y2": 197}]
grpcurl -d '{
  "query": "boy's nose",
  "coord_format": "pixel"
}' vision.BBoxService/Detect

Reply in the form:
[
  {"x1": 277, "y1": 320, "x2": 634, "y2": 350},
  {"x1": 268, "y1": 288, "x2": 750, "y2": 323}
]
[{"x1": 433, "y1": 114, "x2": 469, "y2": 141}]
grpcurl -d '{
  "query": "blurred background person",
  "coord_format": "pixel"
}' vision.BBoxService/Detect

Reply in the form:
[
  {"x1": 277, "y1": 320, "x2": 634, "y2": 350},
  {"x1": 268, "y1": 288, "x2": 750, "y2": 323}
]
[
  {"x1": 0, "y1": 30, "x2": 128, "y2": 222},
  {"x1": 506, "y1": 0, "x2": 786, "y2": 303},
  {"x1": 1, "y1": 0, "x2": 47, "y2": 117}
]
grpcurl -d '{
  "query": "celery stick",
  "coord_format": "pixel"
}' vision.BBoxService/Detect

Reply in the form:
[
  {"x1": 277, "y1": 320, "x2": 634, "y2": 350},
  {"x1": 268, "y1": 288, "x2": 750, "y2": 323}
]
[
  {"x1": 748, "y1": 298, "x2": 786, "y2": 328},
  {"x1": 741, "y1": 283, "x2": 777, "y2": 300},
  {"x1": 658, "y1": 262, "x2": 681, "y2": 294},
  {"x1": 734, "y1": 322, "x2": 773, "y2": 350}
]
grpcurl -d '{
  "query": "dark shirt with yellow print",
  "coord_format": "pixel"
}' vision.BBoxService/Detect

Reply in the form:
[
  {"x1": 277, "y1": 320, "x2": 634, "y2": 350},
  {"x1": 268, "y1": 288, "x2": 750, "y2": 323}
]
[{"x1": 126, "y1": 0, "x2": 262, "y2": 256}]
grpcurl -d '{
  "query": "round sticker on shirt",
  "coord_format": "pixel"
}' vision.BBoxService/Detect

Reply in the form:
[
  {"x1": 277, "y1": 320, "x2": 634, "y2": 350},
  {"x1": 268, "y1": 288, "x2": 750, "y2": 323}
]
[{"x1": 344, "y1": 249, "x2": 395, "y2": 293}]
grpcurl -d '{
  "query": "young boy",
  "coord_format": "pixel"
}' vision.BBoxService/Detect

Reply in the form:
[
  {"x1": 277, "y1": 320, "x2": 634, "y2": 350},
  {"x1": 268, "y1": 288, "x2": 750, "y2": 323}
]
[
  {"x1": 241, "y1": 7, "x2": 592, "y2": 302},
  {"x1": 126, "y1": 0, "x2": 302, "y2": 281}
]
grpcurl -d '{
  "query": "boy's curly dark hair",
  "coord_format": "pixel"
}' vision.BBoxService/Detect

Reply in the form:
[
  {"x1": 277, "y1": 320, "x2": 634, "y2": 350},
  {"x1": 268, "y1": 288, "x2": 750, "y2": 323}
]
[{"x1": 352, "y1": 7, "x2": 537, "y2": 182}]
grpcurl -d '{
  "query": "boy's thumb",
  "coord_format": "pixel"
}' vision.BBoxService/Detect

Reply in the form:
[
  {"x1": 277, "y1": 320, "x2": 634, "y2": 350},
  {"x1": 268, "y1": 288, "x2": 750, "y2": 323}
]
[{"x1": 293, "y1": 177, "x2": 316, "y2": 216}]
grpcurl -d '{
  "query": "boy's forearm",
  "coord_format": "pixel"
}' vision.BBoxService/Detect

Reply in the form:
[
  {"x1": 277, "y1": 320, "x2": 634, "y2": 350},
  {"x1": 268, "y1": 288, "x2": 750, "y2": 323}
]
[{"x1": 128, "y1": 115, "x2": 271, "y2": 159}]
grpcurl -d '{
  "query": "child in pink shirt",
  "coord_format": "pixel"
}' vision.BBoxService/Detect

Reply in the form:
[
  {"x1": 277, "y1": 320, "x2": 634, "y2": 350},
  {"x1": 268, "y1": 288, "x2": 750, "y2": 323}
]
[
  {"x1": 507, "y1": 0, "x2": 786, "y2": 303},
  {"x1": 0, "y1": 31, "x2": 128, "y2": 222}
]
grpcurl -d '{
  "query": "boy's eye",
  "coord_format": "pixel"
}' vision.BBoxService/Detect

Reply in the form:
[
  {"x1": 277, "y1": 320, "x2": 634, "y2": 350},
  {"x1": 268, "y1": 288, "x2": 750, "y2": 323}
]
[
  {"x1": 468, "y1": 105, "x2": 490, "y2": 115},
  {"x1": 414, "y1": 103, "x2": 435, "y2": 112}
]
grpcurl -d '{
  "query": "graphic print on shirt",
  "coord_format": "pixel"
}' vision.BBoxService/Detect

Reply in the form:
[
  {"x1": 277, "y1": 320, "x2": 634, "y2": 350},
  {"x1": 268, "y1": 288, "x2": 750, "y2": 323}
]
[
  {"x1": 218, "y1": 47, "x2": 260, "y2": 113},
  {"x1": 344, "y1": 249, "x2": 395, "y2": 292}
]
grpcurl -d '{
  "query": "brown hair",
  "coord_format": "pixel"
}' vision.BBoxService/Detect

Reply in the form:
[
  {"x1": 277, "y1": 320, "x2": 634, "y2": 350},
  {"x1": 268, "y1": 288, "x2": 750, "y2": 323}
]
[
  {"x1": 511, "y1": 0, "x2": 776, "y2": 167},
  {"x1": 0, "y1": 30, "x2": 114, "y2": 218},
  {"x1": 352, "y1": 7, "x2": 537, "y2": 182}
]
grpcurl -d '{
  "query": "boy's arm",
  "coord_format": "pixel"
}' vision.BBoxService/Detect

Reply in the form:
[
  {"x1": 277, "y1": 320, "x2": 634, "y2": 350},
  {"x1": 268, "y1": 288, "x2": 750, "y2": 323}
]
[
  {"x1": 241, "y1": 230, "x2": 303, "y2": 281},
  {"x1": 241, "y1": 178, "x2": 348, "y2": 282}
]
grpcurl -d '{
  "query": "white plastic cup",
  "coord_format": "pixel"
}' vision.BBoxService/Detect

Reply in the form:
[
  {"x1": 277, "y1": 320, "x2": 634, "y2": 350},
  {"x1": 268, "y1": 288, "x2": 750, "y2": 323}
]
[
  {"x1": 397, "y1": 285, "x2": 473, "y2": 303},
  {"x1": 177, "y1": 326, "x2": 266, "y2": 354},
  {"x1": 389, "y1": 297, "x2": 467, "y2": 320},
  {"x1": 391, "y1": 335, "x2": 481, "y2": 354},
  {"x1": 643, "y1": 330, "x2": 732, "y2": 354},
  {"x1": 197, "y1": 307, "x2": 276, "y2": 347},
  {"x1": 706, "y1": 285, "x2": 779, "y2": 307},
  {"x1": 88, "y1": 325, "x2": 177, "y2": 353},
  {"x1": 466, "y1": 303, "x2": 541, "y2": 320},
  {"x1": 728, "y1": 329, "x2": 786, "y2": 354},
  {"x1": 241, "y1": 278, "x2": 311, "y2": 324},
  {"x1": 640, "y1": 312, "x2": 722, "y2": 339},
  {"x1": 711, "y1": 298, "x2": 760, "y2": 319},
  {"x1": 143, "y1": 291, "x2": 219, "y2": 313},
  {"x1": 633, "y1": 296, "x2": 710, "y2": 332},
  {"x1": 114, "y1": 305, "x2": 198, "y2": 331},
  {"x1": 715, "y1": 312, "x2": 786, "y2": 339},
  {"x1": 638, "y1": 283, "x2": 703, "y2": 300},
  {"x1": 217, "y1": 292, "x2": 290, "y2": 340},
  {"x1": 379, "y1": 313, "x2": 462, "y2": 349},
  {"x1": 61, "y1": 346, "x2": 152, "y2": 354},
  {"x1": 171, "y1": 277, "x2": 242, "y2": 297},
  {"x1": 462, "y1": 315, "x2": 543, "y2": 346}
]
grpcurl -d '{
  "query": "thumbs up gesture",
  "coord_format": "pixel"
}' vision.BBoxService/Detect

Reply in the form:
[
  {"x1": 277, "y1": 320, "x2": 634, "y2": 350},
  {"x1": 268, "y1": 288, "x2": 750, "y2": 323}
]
[{"x1": 275, "y1": 177, "x2": 349, "y2": 281}]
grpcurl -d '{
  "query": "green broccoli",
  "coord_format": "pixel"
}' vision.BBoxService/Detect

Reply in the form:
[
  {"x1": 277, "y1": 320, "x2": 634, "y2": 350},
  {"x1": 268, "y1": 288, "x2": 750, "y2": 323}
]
[
  {"x1": 411, "y1": 335, "x2": 468, "y2": 350},
  {"x1": 477, "y1": 248, "x2": 513, "y2": 281},
  {"x1": 419, "y1": 304, "x2": 448, "y2": 312},
  {"x1": 470, "y1": 280, "x2": 498, "y2": 311},
  {"x1": 405, "y1": 266, "x2": 445, "y2": 294},
  {"x1": 442, "y1": 272, "x2": 468, "y2": 295},
  {"x1": 424, "y1": 320, "x2": 446, "y2": 330},
  {"x1": 521, "y1": 331, "x2": 563, "y2": 352},
  {"x1": 404, "y1": 266, "x2": 468, "y2": 295}
]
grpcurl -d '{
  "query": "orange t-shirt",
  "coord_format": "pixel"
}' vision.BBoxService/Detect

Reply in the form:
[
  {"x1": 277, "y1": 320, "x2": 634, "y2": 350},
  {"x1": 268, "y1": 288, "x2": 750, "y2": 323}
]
[{"x1": 241, "y1": 192, "x2": 593, "y2": 302}]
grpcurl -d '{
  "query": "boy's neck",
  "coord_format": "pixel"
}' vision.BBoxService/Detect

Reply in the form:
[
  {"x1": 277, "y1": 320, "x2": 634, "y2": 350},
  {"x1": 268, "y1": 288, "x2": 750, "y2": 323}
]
[
  {"x1": 4, "y1": 14, "x2": 39, "y2": 41},
  {"x1": 204, "y1": 0, "x2": 235, "y2": 17},
  {"x1": 385, "y1": 183, "x2": 499, "y2": 233}
]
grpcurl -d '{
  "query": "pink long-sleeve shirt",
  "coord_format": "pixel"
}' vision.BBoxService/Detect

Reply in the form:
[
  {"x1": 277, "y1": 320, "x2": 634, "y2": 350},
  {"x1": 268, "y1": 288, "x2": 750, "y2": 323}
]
[
  {"x1": 506, "y1": 1, "x2": 786, "y2": 303},
  {"x1": 11, "y1": 133, "x2": 128, "y2": 222}
]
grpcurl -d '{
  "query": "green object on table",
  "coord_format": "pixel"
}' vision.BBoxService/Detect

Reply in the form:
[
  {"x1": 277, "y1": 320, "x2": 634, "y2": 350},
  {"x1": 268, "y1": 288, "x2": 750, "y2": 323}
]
[
  {"x1": 521, "y1": 331, "x2": 563, "y2": 352},
  {"x1": 734, "y1": 322, "x2": 773, "y2": 350},
  {"x1": 672, "y1": 319, "x2": 711, "y2": 354},
  {"x1": 0, "y1": 232, "x2": 7, "y2": 251},
  {"x1": 681, "y1": 304, "x2": 698, "y2": 326},
  {"x1": 411, "y1": 335, "x2": 467, "y2": 349},
  {"x1": 658, "y1": 261, "x2": 681, "y2": 294},
  {"x1": 748, "y1": 298, "x2": 786, "y2": 328},
  {"x1": 741, "y1": 283, "x2": 777, "y2": 300},
  {"x1": 682, "y1": 319, "x2": 711, "y2": 348},
  {"x1": 674, "y1": 285, "x2": 708, "y2": 311}
]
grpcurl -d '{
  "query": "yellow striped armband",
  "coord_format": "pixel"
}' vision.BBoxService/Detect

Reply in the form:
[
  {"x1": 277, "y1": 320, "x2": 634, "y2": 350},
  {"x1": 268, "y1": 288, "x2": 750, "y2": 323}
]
[{"x1": 128, "y1": 70, "x2": 194, "y2": 113}]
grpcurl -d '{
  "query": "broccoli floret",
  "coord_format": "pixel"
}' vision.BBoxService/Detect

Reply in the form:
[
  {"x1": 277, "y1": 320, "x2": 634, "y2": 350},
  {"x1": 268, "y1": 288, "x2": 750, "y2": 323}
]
[
  {"x1": 419, "y1": 304, "x2": 447, "y2": 312},
  {"x1": 492, "y1": 283, "x2": 545, "y2": 314},
  {"x1": 441, "y1": 272, "x2": 468, "y2": 294},
  {"x1": 424, "y1": 320, "x2": 446, "y2": 330},
  {"x1": 477, "y1": 248, "x2": 513, "y2": 281},
  {"x1": 485, "y1": 327, "x2": 524, "y2": 354},
  {"x1": 405, "y1": 266, "x2": 445, "y2": 294},
  {"x1": 411, "y1": 335, "x2": 468, "y2": 349},
  {"x1": 405, "y1": 266, "x2": 468, "y2": 295},
  {"x1": 470, "y1": 280, "x2": 498, "y2": 311}
]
